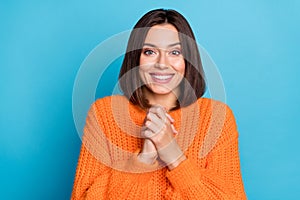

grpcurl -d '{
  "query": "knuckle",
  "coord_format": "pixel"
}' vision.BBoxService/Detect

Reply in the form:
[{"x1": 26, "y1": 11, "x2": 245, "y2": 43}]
[
  {"x1": 145, "y1": 120, "x2": 151, "y2": 126},
  {"x1": 141, "y1": 130, "x2": 146, "y2": 138},
  {"x1": 149, "y1": 106, "x2": 156, "y2": 112},
  {"x1": 144, "y1": 130, "x2": 151, "y2": 137},
  {"x1": 147, "y1": 113, "x2": 152, "y2": 120}
]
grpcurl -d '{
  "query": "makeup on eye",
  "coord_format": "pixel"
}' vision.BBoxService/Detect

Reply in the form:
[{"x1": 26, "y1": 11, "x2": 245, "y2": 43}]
[
  {"x1": 142, "y1": 46, "x2": 182, "y2": 56},
  {"x1": 143, "y1": 48, "x2": 157, "y2": 56},
  {"x1": 169, "y1": 49, "x2": 181, "y2": 56}
]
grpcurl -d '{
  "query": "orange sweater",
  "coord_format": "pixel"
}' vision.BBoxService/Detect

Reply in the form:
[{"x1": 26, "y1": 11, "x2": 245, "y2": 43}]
[{"x1": 71, "y1": 95, "x2": 247, "y2": 199}]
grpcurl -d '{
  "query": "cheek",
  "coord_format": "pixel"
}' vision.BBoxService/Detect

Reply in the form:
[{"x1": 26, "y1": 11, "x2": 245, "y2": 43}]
[
  {"x1": 139, "y1": 67, "x2": 149, "y2": 84},
  {"x1": 139, "y1": 55, "x2": 145, "y2": 66},
  {"x1": 139, "y1": 68, "x2": 145, "y2": 79},
  {"x1": 140, "y1": 54, "x2": 156, "y2": 67},
  {"x1": 171, "y1": 59, "x2": 185, "y2": 75}
]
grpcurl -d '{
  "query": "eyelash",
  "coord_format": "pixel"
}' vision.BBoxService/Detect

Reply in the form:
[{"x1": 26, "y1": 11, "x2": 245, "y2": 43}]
[
  {"x1": 142, "y1": 49, "x2": 182, "y2": 56},
  {"x1": 170, "y1": 50, "x2": 181, "y2": 55},
  {"x1": 143, "y1": 49, "x2": 156, "y2": 55}
]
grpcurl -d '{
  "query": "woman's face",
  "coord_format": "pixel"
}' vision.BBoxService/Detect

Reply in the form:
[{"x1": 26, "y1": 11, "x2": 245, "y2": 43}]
[{"x1": 139, "y1": 23, "x2": 185, "y2": 96}]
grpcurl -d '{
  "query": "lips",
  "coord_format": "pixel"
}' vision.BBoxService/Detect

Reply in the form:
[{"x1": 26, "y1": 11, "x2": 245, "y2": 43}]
[{"x1": 150, "y1": 73, "x2": 174, "y2": 84}]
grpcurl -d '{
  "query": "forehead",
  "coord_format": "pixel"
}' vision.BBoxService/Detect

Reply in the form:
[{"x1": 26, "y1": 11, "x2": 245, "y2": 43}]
[{"x1": 144, "y1": 24, "x2": 180, "y2": 48}]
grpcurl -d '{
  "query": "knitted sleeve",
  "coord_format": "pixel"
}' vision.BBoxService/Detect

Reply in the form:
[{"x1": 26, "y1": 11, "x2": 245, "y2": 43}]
[
  {"x1": 71, "y1": 100, "x2": 161, "y2": 200},
  {"x1": 71, "y1": 101, "x2": 112, "y2": 200},
  {"x1": 71, "y1": 144, "x2": 110, "y2": 200},
  {"x1": 71, "y1": 145, "x2": 160, "y2": 199},
  {"x1": 165, "y1": 105, "x2": 247, "y2": 200}
]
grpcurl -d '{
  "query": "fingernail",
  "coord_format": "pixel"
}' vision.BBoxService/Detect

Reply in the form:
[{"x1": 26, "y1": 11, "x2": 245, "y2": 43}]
[{"x1": 171, "y1": 124, "x2": 178, "y2": 134}]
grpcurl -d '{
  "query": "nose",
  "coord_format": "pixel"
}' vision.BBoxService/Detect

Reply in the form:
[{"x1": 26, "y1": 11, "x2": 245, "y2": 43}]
[{"x1": 155, "y1": 51, "x2": 168, "y2": 69}]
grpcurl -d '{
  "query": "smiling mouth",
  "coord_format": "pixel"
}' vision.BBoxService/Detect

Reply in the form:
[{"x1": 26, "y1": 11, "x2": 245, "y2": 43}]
[{"x1": 150, "y1": 73, "x2": 174, "y2": 84}]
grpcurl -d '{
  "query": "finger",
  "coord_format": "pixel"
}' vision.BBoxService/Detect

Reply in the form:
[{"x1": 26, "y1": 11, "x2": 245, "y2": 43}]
[
  {"x1": 149, "y1": 104, "x2": 164, "y2": 112},
  {"x1": 140, "y1": 126, "x2": 147, "y2": 138},
  {"x1": 145, "y1": 120, "x2": 161, "y2": 134},
  {"x1": 146, "y1": 112, "x2": 163, "y2": 127},
  {"x1": 149, "y1": 105, "x2": 167, "y2": 122},
  {"x1": 166, "y1": 113, "x2": 175, "y2": 123},
  {"x1": 156, "y1": 106, "x2": 167, "y2": 122},
  {"x1": 143, "y1": 128, "x2": 155, "y2": 138},
  {"x1": 141, "y1": 125, "x2": 147, "y2": 132},
  {"x1": 171, "y1": 124, "x2": 178, "y2": 134}
]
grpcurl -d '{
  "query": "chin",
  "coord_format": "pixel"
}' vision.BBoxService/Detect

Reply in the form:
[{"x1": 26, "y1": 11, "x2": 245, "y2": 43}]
[{"x1": 146, "y1": 84, "x2": 178, "y2": 96}]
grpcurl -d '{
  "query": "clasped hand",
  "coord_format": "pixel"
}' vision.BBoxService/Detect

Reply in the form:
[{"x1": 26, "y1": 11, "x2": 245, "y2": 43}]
[{"x1": 138, "y1": 105, "x2": 186, "y2": 170}]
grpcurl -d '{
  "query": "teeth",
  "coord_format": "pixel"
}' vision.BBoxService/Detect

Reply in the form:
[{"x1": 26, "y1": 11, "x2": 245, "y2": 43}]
[{"x1": 152, "y1": 75, "x2": 173, "y2": 80}]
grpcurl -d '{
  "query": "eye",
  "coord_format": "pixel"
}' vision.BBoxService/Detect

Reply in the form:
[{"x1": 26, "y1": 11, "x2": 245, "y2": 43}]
[
  {"x1": 143, "y1": 49, "x2": 156, "y2": 56},
  {"x1": 170, "y1": 49, "x2": 181, "y2": 56}
]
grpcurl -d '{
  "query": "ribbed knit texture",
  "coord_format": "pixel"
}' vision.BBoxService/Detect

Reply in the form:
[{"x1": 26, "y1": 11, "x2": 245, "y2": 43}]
[{"x1": 71, "y1": 95, "x2": 247, "y2": 199}]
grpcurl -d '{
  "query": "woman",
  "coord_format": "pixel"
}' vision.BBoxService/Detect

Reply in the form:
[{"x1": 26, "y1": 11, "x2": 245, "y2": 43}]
[{"x1": 71, "y1": 9, "x2": 247, "y2": 199}]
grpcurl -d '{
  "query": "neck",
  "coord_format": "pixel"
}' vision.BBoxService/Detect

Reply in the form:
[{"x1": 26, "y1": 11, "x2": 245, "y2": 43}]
[{"x1": 143, "y1": 87, "x2": 179, "y2": 111}]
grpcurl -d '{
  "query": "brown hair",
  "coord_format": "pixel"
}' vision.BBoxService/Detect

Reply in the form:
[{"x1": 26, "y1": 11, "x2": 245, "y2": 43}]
[{"x1": 118, "y1": 9, "x2": 206, "y2": 110}]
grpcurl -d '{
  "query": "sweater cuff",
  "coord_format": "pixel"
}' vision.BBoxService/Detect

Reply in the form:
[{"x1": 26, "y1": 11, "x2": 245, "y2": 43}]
[{"x1": 166, "y1": 158, "x2": 201, "y2": 189}]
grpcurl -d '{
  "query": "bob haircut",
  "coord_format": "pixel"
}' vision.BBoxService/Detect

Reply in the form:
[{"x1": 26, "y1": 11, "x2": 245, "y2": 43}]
[{"x1": 119, "y1": 9, "x2": 206, "y2": 110}]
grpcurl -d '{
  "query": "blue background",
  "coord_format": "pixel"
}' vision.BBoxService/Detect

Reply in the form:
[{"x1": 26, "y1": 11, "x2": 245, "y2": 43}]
[{"x1": 1, "y1": 0, "x2": 299, "y2": 199}]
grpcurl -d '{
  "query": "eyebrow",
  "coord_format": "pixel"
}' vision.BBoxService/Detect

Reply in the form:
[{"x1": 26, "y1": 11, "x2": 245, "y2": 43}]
[{"x1": 143, "y1": 42, "x2": 181, "y2": 48}]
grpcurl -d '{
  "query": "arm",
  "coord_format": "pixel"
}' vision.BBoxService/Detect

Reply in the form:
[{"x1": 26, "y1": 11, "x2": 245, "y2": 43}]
[
  {"x1": 165, "y1": 106, "x2": 247, "y2": 200},
  {"x1": 71, "y1": 140, "x2": 161, "y2": 200},
  {"x1": 71, "y1": 144, "x2": 111, "y2": 200},
  {"x1": 71, "y1": 100, "x2": 162, "y2": 199},
  {"x1": 71, "y1": 101, "x2": 112, "y2": 200}
]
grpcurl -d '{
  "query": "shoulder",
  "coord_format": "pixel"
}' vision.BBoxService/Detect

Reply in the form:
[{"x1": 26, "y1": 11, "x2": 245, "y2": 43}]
[
  {"x1": 86, "y1": 95, "x2": 130, "y2": 123},
  {"x1": 197, "y1": 97, "x2": 229, "y2": 109},
  {"x1": 197, "y1": 97, "x2": 235, "y2": 119},
  {"x1": 94, "y1": 95, "x2": 128, "y2": 105},
  {"x1": 196, "y1": 98, "x2": 239, "y2": 157},
  {"x1": 196, "y1": 97, "x2": 237, "y2": 134},
  {"x1": 93, "y1": 95, "x2": 129, "y2": 110}
]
